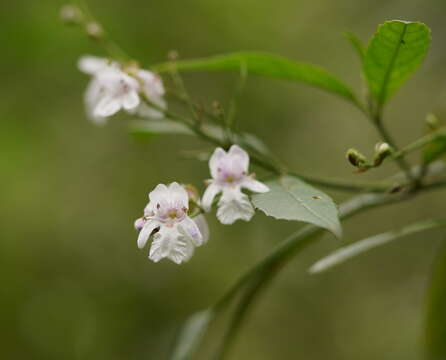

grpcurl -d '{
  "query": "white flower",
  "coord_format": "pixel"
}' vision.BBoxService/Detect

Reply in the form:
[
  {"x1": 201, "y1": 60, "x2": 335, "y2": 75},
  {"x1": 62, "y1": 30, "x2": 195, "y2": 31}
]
[
  {"x1": 134, "y1": 182, "x2": 206, "y2": 264},
  {"x1": 130, "y1": 69, "x2": 166, "y2": 119},
  {"x1": 202, "y1": 145, "x2": 269, "y2": 225},
  {"x1": 78, "y1": 55, "x2": 166, "y2": 124}
]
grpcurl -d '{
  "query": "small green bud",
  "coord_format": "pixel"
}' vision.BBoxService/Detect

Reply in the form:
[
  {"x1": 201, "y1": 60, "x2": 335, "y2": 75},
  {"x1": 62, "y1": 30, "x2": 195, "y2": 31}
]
[
  {"x1": 426, "y1": 113, "x2": 440, "y2": 130},
  {"x1": 373, "y1": 142, "x2": 392, "y2": 166},
  {"x1": 85, "y1": 22, "x2": 104, "y2": 40},
  {"x1": 167, "y1": 50, "x2": 179, "y2": 61},
  {"x1": 60, "y1": 4, "x2": 83, "y2": 25},
  {"x1": 346, "y1": 148, "x2": 367, "y2": 168}
]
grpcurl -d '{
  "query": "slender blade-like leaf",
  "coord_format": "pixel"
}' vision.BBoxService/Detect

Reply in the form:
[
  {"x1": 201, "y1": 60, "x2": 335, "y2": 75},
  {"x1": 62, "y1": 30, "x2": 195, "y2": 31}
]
[
  {"x1": 363, "y1": 20, "x2": 431, "y2": 105},
  {"x1": 170, "y1": 309, "x2": 214, "y2": 360},
  {"x1": 252, "y1": 176, "x2": 342, "y2": 237},
  {"x1": 426, "y1": 241, "x2": 446, "y2": 360},
  {"x1": 345, "y1": 31, "x2": 366, "y2": 60},
  {"x1": 130, "y1": 119, "x2": 193, "y2": 136},
  {"x1": 310, "y1": 218, "x2": 446, "y2": 274},
  {"x1": 152, "y1": 52, "x2": 360, "y2": 106}
]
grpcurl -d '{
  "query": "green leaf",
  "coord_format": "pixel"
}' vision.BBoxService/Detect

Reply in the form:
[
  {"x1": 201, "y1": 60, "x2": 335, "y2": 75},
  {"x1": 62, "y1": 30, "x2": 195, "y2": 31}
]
[
  {"x1": 423, "y1": 135, "x2": 446, "y2": 164},
  {"x1": 152, "y1": 52, "x2": 360, "y2": 107},
  {"x1": 344, "y1": 31, "x2": 366, "y2": 60},
  {"x1": 252, "y1": 176, "x2": 342, "y2": 237},
  {"x1": 426, "y1": 241, "x2": 446, "y2": 360},
  {"x1": 170, "y1": 309, "x2": 214, "y2": 360},
  {"x1": 310, "y1": 218, "x2": 446, "y2": 274},
  {"x1": 363, "y1": 20, "x2": 431, "y2": 105}
]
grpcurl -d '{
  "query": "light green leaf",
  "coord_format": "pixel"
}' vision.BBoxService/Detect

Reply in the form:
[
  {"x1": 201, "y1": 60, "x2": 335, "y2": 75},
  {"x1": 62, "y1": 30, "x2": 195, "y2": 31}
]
[
  {"x1": 252, "y1": 176, "x2": 342, "y2": 237},
  {"x1": 363, "y1": 20, "x2": 431, "y2": 105},
  {"x1": 310, "y1": 218, "x2": 446, "y2": 274},
  {"x1": 170, "y1": 309, "x2": 214, "y2": 360},
  {"x1": 152, "y1": 52, "x2": 360, "y2": 107},
  {"x1": 344, "y1": 31, "x2": 366, "y2": 60},
  {"x1": 426, "y1": 241, "x2": 446, "y2": 360}
]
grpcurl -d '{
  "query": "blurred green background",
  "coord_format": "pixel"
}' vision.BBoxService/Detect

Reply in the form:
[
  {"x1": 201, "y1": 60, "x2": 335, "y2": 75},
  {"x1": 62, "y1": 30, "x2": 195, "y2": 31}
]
[{"x1": 2, "y1": 0, "x2": 446, "y2": 359}]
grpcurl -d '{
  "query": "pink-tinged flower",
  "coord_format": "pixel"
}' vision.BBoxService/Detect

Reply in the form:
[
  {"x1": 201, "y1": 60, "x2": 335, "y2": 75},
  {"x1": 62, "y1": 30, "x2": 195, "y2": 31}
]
[
  {"x1": 202, "y1": 145, "x2": 269, "y2": 224},
  {"x1": 78, "y1": 56, "x2": 166, "y2": 124},
  {"x1": 134, "y1": 182, "x2": 206, "y2": 264}
]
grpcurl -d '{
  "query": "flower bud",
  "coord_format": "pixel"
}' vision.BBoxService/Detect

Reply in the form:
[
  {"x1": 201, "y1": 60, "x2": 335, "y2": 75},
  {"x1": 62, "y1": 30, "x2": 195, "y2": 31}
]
[
  {"x1": 373, "y1": 142, "x2": 392, "y2": 166},
  {"x1": 346, "y1": 148, "x2": 367, "y2": 168},
  {"x1": 167, "y1": 50, "x2": 179, "y2": 61},
  {"x1": 85, "y1": 22, "x2": 104, "y2": 40},
  {"x1": 60, "y1": 4, "x2": 83, "y2": 25},
  {"x1": 426, "y1": 113, "x2": 440, "y2": 130}
]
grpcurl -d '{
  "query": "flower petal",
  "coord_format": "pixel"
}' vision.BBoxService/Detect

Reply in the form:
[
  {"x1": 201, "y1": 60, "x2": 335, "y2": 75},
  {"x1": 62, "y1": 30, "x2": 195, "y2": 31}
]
[
  {"x1": 228, "y1": 145, "x2": 249, "y2": 173},
  {"x1": 148, "y1": 184, "x2": 169, "y2": 205},
  {"x1": 168, "y1": 182, "x2": 189, "y2": 210},
  {"x1": 149, "y1": 226, "x2": 194, "y2": 264},
  {"x1": 122, "y1": 91, "x2": 140, "y2": 110},
  {"x1": 134, "y1": 217, "x2": 146, "y2": 231},
  {"x1": 202, "y1": 182, "x2": 221, "y2": 212},
  {"x1": 242, "y1": 177, "x2": 270, "y2": 193},
  {"x1": 94, "y1": 95, "x2": 121, "y2": 117},
  {"x1": 209, "y1": 147, "x2": 227, "y2": 179},
  {"x1": 137, "y1": 220, "x2": 159, "y2": 249},
  {"x1": 179, "y1": 217, "x2": 203, "y2": 246},
  {"x1": 217, "y1": 188, "x2": 254, "y2": 225},
  {"x1": 84, "y1": 79, "x2": 107, "y2": 125},
  {"x1": 138, "y1": 69, "x2": 166, "y2": 97},
  {"x1": 78, "y1": 55, "x2": 109, "y2": 75},
  {"x1": 193, "y1": 215, "x2": 210, "y2": 244}
]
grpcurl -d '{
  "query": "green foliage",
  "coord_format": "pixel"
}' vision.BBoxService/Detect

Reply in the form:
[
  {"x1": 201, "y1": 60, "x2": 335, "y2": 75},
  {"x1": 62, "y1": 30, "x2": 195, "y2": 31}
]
[
  {"x1": 310, "y1": 218, "x2": 446, "y2": 274},
  {"x1": 152, "y1": 52, "x2": 360, "y2": 107},
  {"x1": 170, "y1": 310, "x2": 214, "y2": 360},
  {"x1": 252, "y1": 176, "x2": 342, "y2": 237},
  {"x1": 363, "y1": 20, "x2": 431, "y2": 106}
]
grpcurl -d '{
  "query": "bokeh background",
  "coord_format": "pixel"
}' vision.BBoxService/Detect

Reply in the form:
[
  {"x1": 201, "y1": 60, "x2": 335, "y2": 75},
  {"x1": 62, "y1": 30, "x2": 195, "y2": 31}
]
[{"x1": 2, "y1": 0, "x2": 446, "y2": 359}]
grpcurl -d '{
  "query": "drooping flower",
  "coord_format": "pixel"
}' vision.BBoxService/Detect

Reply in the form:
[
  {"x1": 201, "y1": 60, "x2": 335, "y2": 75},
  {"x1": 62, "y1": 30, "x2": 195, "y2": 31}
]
[
  {"x1": 134, "y1": 182, "x2": 206, "y2": 264},
  {"x1": 78, "y1": 55, "x2": 166, "y2": 124},
  {"x1": 202, "y1": 145, "x2": 269, "y2": 225}
]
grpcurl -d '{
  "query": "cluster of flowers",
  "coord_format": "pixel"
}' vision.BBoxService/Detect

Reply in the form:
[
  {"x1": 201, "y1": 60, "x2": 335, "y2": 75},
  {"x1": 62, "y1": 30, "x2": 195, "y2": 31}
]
[
  {"x1": 78, "y1": 56, "x2": 166, "y2": 124},
  {"x1": 79, "y1": 56, "x2": 270, "y2": 264}
]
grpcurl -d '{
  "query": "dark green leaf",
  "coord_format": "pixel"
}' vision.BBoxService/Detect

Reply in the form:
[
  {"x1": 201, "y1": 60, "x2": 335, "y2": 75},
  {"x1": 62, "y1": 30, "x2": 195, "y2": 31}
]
[
  {"x1": 152, "y1": 52, "x2": 360, "y2": 107},
  {"x1": 252, "y1": 176, "x2": 342, "y2": 237},
  {"x1": 363, "y1": 20, "x2": 431, "y2": 105}
]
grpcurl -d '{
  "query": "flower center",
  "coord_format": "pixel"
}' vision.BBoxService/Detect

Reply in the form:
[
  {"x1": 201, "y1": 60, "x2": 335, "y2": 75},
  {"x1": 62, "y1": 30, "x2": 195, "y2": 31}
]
[{"x1": 168, "y1": 210, "x2": 178, "y2": 219}]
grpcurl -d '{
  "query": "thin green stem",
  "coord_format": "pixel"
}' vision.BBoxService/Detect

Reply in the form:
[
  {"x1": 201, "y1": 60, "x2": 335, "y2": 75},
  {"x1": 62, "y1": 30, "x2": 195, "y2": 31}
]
[
  {"x1": 76, "y1": 0, "x2": 130, "y2": 62},
  {"x1": 138, "y1": 96, "x2": 397, "y2": 193},
  {"x1": 392, "y1": 127, "x2": 446, "y2": 160},
  {"x1": 374, "y1": 115, "x2": 414, "y2": 181}
]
